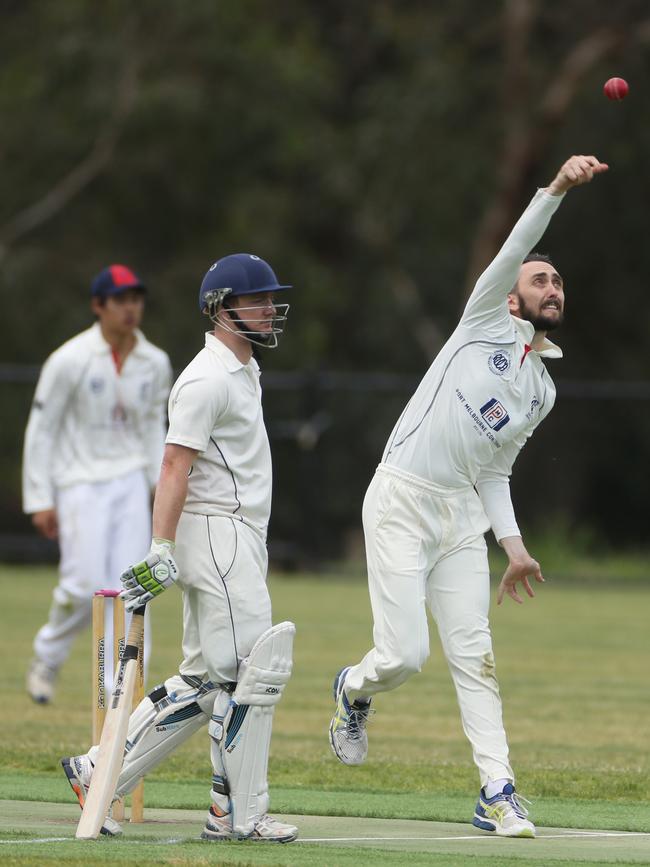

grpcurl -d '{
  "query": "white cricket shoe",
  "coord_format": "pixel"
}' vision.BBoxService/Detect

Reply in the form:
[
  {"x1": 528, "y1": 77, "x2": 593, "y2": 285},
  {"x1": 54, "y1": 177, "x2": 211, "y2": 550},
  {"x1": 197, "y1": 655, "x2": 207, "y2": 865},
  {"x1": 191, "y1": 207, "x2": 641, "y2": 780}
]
[
  {"x1": 61, "y1": 755, "x2": 122, "y2": 836},
  {"x1": 328, "y1": 666, "x2": 372, "y2": 765},
  {"x1": 472, "y1": 783, "x2": 536, "y2": 838},
  {"x1": 201, "y1": 805, "x2": 298, "y2": 842},
  {"x1": 27, "y1": 658, "x2": 58, "y2": 704}
]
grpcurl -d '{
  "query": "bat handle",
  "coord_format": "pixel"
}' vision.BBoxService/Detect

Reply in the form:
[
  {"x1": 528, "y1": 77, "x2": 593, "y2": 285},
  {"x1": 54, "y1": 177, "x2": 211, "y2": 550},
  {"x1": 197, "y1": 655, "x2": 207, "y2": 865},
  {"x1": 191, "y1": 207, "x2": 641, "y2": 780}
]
[{"x1": 125, "y1": 604, "x2": 146, "y2": 649}]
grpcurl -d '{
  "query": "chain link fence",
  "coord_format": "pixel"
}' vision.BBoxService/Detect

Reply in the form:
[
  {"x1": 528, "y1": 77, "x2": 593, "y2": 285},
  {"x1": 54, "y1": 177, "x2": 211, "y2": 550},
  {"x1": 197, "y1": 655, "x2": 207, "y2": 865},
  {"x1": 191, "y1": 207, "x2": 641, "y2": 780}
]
[{"x1": 3, "y1": 364, "x2": 650, "y2": 567}]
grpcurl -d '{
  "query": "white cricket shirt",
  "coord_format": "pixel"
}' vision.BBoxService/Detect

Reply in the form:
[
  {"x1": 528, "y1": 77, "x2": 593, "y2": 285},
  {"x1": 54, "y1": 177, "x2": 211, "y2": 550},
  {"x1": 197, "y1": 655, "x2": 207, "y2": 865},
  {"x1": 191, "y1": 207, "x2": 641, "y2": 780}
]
[
  {"x1": 383, "y1": 189, "x2": 565, "y2": 541},
  {"x1": 166, "y1": 333, "x2": 272, "y2": 538},
  {"x1": 22, "y1": 323, "x2": 172, "y2": 513}
]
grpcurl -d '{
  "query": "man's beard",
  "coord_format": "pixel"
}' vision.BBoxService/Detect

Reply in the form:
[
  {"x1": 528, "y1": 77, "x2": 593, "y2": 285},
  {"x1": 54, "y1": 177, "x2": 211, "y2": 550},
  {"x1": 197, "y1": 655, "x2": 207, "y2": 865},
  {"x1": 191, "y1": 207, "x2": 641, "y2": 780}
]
[{"x1": 517, "y1": 295, "x2": 564, "y2": 332}]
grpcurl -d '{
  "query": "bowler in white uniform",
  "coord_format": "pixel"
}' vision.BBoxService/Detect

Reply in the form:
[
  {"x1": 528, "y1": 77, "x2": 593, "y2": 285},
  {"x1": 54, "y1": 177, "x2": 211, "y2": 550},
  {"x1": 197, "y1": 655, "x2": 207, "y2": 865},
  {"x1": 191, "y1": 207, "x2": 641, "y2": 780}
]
[
  {"x1": 62, "y1": 254, "x2": 298, "y2": 843},
  {"x1": 23, "y1": 265, "x2": 172, "y2": 703},
  {"x1": 329, "y1": 155, "x2": 609, "y2": 838}
]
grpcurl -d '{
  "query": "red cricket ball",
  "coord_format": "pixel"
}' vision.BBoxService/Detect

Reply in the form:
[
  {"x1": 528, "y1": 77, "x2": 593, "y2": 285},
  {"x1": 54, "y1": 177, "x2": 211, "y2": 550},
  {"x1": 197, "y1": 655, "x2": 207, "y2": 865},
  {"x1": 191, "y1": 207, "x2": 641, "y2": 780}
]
[{"x1": 603, "y1": 77, "x2": 629, "y2": 100}]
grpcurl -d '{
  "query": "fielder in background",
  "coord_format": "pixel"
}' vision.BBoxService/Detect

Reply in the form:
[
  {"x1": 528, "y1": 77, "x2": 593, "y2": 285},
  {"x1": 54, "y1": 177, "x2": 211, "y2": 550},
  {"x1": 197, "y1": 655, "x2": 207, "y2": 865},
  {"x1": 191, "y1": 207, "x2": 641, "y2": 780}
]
[
  {"x1": 329, "y1": 155, "x2": 609, "y2": 838},
  {"x1": 62, "y1": 254, "x2": 298, "y2": 843},
  {"x1": 23, "y1": 265, "x2": 172, "y2": 704}
]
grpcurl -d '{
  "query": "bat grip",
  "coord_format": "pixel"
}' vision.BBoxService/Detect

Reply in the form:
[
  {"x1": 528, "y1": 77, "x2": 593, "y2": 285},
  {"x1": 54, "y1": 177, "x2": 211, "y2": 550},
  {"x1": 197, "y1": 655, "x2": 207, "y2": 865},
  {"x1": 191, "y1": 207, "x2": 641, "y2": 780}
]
[{"x1": 125, "y1": 605, "x2": 146, "y2": 650}]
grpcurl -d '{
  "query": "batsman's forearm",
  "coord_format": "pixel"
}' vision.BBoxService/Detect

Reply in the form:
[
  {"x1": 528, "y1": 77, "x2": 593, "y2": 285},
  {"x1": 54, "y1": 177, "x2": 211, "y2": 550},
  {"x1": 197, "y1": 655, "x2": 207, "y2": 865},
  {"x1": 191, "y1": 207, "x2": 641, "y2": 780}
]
[{"x1": 151, "y1": 463, "x2": 189, "y2": 543}]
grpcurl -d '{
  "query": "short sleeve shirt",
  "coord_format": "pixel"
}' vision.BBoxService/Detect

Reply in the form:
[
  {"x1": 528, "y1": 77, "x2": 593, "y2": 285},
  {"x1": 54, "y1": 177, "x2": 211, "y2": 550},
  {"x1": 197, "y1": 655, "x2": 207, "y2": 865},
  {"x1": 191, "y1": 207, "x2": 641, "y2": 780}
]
[{"x1": 166, "y1": 333, "x2": 272, "y2": 538}]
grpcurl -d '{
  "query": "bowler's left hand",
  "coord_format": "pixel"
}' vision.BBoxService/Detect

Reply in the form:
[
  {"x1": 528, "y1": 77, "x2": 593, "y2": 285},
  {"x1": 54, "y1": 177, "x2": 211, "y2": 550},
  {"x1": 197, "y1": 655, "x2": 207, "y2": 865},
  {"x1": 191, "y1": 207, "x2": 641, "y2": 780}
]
[{"x1": 497, "y1": 536, "x2": 545, "y2": 605}]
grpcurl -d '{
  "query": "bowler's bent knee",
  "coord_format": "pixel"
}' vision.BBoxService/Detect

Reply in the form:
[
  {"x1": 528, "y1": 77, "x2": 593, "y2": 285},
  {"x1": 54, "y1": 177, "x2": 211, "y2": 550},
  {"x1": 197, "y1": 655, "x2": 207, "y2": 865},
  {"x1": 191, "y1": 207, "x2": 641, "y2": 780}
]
[{"x1": 375, "y1": 644, "x2": 429, "y2": 687}]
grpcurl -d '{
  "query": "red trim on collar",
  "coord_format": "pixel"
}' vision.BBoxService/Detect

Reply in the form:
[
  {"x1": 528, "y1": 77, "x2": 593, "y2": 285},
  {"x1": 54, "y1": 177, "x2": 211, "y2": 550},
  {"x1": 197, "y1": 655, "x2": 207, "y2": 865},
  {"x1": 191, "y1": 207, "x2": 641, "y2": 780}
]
[
  {"x1": 111, "y1": 347, "x2": 123, "y2": 374},
  {"x1": 520, "y1": 344, "x2": 532, "y2": 366}
]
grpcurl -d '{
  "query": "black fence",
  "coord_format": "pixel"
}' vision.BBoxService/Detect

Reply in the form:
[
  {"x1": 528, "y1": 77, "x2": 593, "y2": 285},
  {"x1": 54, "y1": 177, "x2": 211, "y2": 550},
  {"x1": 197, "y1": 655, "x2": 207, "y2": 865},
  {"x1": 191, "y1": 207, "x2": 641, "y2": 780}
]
[{"x1": 3, "y1": 364, "x2": 650, "y2": 567}]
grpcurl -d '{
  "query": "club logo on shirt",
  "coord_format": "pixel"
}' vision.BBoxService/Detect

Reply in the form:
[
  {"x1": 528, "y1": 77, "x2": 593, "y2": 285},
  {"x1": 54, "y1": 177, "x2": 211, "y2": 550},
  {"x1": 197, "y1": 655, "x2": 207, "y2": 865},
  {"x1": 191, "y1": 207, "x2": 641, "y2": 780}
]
[
  {"x1": 488, "y1": 350, "x2": 511, "y2": 376},
  {"x1": 89, "y1": 377, "x2": 105, "y2": 393},
  {"x1": 480, "y1": 398, "x2": 510, "y2": 431}
]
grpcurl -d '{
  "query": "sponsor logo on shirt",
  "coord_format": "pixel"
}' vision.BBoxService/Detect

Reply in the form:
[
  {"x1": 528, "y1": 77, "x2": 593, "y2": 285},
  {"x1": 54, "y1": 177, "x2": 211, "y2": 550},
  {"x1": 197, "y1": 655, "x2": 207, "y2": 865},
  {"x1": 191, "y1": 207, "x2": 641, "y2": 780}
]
[
  {"x1": 480, "y1": 398, "x2": 511, "y2": 431},
  {"x1": 455, "y1": 389, "x2": 500, "y2": 446},
  {"x1": 488, "y1": 350, "x2": 511, "y2": 376}
]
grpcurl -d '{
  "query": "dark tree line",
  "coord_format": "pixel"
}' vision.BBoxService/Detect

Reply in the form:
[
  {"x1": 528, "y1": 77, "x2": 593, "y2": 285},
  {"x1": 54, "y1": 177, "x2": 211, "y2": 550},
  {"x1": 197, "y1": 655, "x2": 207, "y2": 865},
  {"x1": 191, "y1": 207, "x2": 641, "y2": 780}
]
[{"x1": 1, "y1": 1, "x2": 649, "y2": 556}]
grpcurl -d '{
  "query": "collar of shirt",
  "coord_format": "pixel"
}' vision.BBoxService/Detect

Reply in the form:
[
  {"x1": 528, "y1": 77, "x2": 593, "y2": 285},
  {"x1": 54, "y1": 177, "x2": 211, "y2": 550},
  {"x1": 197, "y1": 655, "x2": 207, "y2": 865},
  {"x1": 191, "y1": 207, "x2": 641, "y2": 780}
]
[
  {"x1": 89, "y1": 322, "x2": 149, "y2": 357},
  {"x1": 204, "y1": 331, "x2": 260, "y2": 374},
  {"x1": 512, "y1": 315, "x2": 563, "y2": 359}
]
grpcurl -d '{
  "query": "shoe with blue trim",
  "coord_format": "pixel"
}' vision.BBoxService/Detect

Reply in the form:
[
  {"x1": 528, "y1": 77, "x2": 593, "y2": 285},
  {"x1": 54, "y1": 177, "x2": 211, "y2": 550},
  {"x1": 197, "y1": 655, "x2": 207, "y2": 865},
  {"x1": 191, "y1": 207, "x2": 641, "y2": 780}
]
[
  {"x1": 200, "y1": 805, "x2": 298, "y2": 842},
  {"x1": 472, "y1": 783, "x2": 535, "y2": 837},
  {"x1": 328, "y1": 666, "x2": 372, "y2": 766}
]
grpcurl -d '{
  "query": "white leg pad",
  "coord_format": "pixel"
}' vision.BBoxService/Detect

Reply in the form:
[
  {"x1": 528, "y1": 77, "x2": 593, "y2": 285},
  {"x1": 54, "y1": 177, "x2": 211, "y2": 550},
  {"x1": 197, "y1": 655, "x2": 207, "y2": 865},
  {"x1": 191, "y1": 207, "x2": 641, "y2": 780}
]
[
  {"x1": 221, "y1": 621, "x2": 295, "y2": 837},
  {"x1": 90, "y1": 674, "x2": 222, "y2": 796}
]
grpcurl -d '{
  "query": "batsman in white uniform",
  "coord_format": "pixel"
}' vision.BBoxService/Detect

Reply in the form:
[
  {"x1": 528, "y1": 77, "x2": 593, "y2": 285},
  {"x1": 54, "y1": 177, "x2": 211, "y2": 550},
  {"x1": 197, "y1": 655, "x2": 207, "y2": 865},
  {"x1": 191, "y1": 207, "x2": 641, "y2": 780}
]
[
  {"x1": 329, "y1": 156, "x2": 609, "y2": 838},
  {"x1": 23, "y1": 265, "x2": 172, "y2": 704},
  {"x1": 62, "y1": 254, "x2": 298, "y2": 843}
]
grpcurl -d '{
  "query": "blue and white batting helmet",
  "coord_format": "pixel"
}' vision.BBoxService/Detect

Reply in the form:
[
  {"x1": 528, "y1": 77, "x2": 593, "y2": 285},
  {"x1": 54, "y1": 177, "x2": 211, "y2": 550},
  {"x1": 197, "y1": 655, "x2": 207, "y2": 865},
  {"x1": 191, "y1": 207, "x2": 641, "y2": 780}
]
[{"x1": 199, "y1": 253, "x2": 291, "y2": 312}]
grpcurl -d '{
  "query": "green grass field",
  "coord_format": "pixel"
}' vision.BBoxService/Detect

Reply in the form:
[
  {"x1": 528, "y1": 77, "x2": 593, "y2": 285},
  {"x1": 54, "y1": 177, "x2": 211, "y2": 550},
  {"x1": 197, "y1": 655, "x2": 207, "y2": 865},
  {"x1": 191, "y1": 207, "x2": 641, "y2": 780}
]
[{"x1": 1, "y1": 562, "x2": 649, "y2": 865}]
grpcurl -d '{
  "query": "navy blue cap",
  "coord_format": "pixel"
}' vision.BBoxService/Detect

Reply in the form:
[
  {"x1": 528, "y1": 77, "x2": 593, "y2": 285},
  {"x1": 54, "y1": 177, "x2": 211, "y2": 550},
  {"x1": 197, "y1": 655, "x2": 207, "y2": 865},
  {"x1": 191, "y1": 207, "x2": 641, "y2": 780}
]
[
  {"x1": 91, "y1": 264, "x2": 146, "y2": 298},
  {"x1": 199, "y1": 254, "x2": 290, "y2": 311}
]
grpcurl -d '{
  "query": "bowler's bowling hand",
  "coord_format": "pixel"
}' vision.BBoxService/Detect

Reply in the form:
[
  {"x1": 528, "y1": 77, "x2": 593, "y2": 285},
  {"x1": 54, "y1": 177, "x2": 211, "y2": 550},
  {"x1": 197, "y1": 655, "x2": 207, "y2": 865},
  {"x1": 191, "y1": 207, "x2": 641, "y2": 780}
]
[
  {"x1": 120, "y1": 538, "x2": 179, "y2": 612},
  {"x1": 546, "y1": 155, "x2": 609, "y2": 196}
]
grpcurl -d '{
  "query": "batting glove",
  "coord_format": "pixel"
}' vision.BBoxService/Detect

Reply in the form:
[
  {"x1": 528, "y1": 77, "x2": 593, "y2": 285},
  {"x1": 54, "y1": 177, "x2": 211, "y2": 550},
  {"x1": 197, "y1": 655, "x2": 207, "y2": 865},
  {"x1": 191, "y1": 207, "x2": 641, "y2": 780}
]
[{"x1": 120, "y1": 538, "x2": 179, "y2": 612}]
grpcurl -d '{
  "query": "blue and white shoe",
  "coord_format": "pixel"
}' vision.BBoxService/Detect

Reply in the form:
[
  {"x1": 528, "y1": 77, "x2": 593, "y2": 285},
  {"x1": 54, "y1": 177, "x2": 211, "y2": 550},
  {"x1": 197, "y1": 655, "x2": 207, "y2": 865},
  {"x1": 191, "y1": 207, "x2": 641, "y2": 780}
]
[
  {"x1": 328, "y1": 666, "x2": 372, "y2": 766},
  {"x1": 473, "y1": 783, "x2": 535, "y2": 837}
]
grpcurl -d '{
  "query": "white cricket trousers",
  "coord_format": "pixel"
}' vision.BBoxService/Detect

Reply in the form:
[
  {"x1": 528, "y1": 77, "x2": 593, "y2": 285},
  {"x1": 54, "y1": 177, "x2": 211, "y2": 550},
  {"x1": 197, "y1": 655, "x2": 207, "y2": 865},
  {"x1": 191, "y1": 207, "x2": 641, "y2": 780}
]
[
  {"x1": 345, "y1": 464, "x2": 514, "y2": 786},
  {"x1": 33, "y1": 469, "x2": 152, "y2": 685},
  {"x1": 175, "y1": 512, "x2": 272, "y2": 684},
  {"x1": 97, "y1": 513, "x2": 273, "y2": 815}
]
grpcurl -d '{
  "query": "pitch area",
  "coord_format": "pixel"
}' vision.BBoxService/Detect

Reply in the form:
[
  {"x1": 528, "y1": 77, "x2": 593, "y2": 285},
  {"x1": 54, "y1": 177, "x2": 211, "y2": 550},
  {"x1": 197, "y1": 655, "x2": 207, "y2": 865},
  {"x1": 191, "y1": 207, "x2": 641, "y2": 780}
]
[{"x1": 2, "y1": 799, "x2": 650, "y2": 866}]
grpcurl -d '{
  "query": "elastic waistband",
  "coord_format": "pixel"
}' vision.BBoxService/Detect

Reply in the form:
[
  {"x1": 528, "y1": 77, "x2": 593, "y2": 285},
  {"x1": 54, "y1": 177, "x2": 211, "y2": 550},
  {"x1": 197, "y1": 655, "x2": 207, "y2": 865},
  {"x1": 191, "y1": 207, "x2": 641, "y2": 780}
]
[{"x1": 375, "y1": 463, "x2": 473, "y2": 498}]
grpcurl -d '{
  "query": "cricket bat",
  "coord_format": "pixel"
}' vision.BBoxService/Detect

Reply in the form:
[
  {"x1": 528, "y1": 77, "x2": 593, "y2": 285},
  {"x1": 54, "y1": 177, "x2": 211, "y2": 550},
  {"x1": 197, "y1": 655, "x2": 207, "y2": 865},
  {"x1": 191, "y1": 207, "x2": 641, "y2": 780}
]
[{"x1": 75, "y1": 605, "x2": 146, "y2": 840}]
